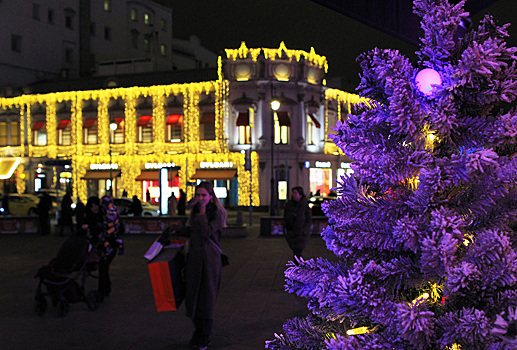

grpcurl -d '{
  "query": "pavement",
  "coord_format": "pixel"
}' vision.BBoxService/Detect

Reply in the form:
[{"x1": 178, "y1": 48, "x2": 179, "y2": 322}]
[{"x1": 0, "y1": 211, "x2": 336, "y2": 350}]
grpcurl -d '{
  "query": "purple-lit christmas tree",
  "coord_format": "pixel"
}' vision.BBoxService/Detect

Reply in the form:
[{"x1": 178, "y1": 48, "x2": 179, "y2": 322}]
[{"x1": 267, "y1": 0, "x2": 517, "y2": 349}]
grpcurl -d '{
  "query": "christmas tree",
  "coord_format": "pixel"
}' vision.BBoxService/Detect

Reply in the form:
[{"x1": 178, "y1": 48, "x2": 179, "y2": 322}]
[{"x1": 266, "y1": 0, "x2": 517, "y2": 349}]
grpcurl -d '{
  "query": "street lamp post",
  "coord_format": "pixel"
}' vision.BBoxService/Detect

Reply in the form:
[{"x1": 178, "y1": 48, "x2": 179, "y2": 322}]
[
  {"x1": 109, "y1": 122, "x2": 117, "y2": 196},
  {"x1": 270, "y1": 99, "x2": 280, "y2": 216}
]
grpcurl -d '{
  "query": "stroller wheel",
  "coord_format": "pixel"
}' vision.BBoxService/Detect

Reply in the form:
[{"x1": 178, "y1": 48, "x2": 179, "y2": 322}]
[
  {"x1": 55, "y1": 299, "x2": 69, "y2": 317},
  {"x1": 34, "y1": 295, "x2": 47, "y2": 316},
  {"x1": 86, "y1": 290, "x2": 100, "y2": 311}
]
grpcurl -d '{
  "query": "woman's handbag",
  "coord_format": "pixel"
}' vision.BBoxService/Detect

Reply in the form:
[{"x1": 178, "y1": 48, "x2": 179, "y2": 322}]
[{"x1": 209, "y1": 238, "x2": 229, "y2": 266}]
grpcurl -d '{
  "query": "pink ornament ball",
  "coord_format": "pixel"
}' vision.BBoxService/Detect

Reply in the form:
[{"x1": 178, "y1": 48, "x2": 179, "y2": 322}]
[{"x1": 415, "y1": 68, "x2": 442, "y2": 95}]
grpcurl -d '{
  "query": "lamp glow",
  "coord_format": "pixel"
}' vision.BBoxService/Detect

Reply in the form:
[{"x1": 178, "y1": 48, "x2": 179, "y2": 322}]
[
  {"x1": 346, "y1": 327, "x2": 369, "y2": 336},
  {"x1": 415, "y1": 68, "x2": 441, "y2": 95},
  {"x1": 271, "y1": 100, "x2": 281, "y2": 111}
]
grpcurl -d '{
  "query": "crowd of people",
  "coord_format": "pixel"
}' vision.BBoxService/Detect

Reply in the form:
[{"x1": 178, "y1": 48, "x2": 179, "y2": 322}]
[{"x1": 25, "y1": 183, "x2": 313, "y2": 350}]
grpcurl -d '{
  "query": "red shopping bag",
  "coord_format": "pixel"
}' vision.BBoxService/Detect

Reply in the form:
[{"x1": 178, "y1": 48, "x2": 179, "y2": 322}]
[{"x1": 148, "y1": 243, "x2": 186, "y2": 312}]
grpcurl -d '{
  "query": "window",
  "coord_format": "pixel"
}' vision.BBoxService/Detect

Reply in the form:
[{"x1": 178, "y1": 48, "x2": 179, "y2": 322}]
[
  {"x1": 48, "y1": 8, "x2": 54, "y2": 24},
  {"x1": 160, "y1": 44, "x2": 166, "y2": 56},
  {"x1": 274, "y1": 112, "x2": 290, "y2": 144},
  {"x1": 64, "y1": 8, "x2": 75, "y2": 29},
  {"x1": 32, "y1": 121, "x2": 47, "y2": 146},
  {"x1": 160, "y1": 19, "x2": 167, "y2": 31},
  {"x1": 103, "y1": 0, "x2": 111, "y2": 12},
  {"x1": 130, "y1": 8, "x2": 138, "y2": 21},
  {"x1": 166, "y1": 115, "x2": 183, "y2": 142},
  {"x1": 110, "y1": 118, "x2": 124, "y2": 144},
  {"x1": 137, "y1": 115, "x2": 152, "y2": 143},
  {"x1": 144, "y1": 13, "x2": 151, "y2": 26},
  {"x1": 11, "y1": 35, "x2": 22, "y2": 52},
  {"x1": 307, "y1": 114, "x2": 321, "y2": 145},
  {"x1": 131, "y1": 29, "x2": 139, "y2": 49},
  {"x1": 32, "y1": 3, "x2": 40, "y2": 20},
  {"x1": 200, "y1": 113, "x2": 215, "y2": 140},
  {"x1": 144, "y1": 35, "x2": 151, "y2": 51},
  {"x1": 83, "y1": 119, "x2": 98, "y2": 144},
  {"x1": 90, "y1": 22, "x2": 96, "y2": 36},
  {"x1": 236, "y1": 111, "x2": 251, "y2": 145},
  {"x1": 57, "y1": 120, "x2": 71, "y2": 146},
  {"x1": 104, "y1": 26, "x2": 111, "y2": 41},
  {"x1": 10, "y1": 121, "x2": 20, "y2": 146},
  {"x1": 0, "y1": 122, "x2": 7, "y2": 146},
  {"x1": 65, "y1": 48, "x2": 73, "y2": 63}
]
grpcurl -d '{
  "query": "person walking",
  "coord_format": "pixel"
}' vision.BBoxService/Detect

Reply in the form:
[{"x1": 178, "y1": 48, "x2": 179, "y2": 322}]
[
  {"x1": 36, "y1": 192, "x2": 52, "y2": 235},
  {"x1": 74, "y1": 197, "x2": 86, "y2": 232},
  {"x1": 185, "y1": 182, "x2": 227, "y2": 349},
  {"x1": 168, "y1": 193, "x2": 178, "y2": 216},
  {"x1": 58, "y1": 191, "x2": 74, "y2": 236},
  {"x1": 177, "y1": 189, "x2": 186, "y2": 215},
  {"x1": 128, "y1": 195, "x2": 143, "y2": 216},
  {"x1": 283, "y1": 186, "x2": 312, "y2": 259}
]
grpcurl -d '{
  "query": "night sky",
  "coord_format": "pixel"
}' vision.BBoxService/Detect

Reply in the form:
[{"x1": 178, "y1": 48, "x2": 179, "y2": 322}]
[{"x1": 164, "y1": 0, "x2": 516, "y2": 91}]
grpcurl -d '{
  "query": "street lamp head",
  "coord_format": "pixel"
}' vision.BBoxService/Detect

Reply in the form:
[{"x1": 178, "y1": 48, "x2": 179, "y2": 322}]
[
  {"x1": 271, "y1": 99, "x2": 281, "y2": 111},
  {"x1": 109, "y1": 122, "x2": 118, "y2": 131}
]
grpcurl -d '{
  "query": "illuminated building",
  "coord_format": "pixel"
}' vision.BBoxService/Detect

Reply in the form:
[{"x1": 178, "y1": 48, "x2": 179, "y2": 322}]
[{"x1": 0, "y1": 42, "x2": 367, "y2": 208}]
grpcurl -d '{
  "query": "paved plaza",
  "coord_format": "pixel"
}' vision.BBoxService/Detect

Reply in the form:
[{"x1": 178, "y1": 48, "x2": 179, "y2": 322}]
[{"x1": 0, "y1": 213, "x2": 335, "y2": 350}]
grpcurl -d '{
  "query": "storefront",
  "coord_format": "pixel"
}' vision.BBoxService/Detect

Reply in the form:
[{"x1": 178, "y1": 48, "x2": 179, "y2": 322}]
[
  {"x1": 191, "y1": 161, "x2": 238, "y2": 206},
  {"x1": 83, "y1": 163, "x2": 121, "y2": 198},
  {"x1": 137, "y1": 163, "x2": 180, "y2": 204},
  {"x1": 308, "y1": 160, "x2": 332, "y2": 197}
]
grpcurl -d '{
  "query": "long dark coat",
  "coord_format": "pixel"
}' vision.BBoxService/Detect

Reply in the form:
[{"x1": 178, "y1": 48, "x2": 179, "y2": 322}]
[
  {"x1": 185, "y1": 203, "x2": 224, "y2": 320},
  {"x1": 283, "y1": 197, "x2": 312, "y2": 253}
]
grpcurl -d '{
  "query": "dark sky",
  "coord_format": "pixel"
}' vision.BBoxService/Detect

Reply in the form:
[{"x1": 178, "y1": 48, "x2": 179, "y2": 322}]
[{"x1": 165, "y1": 0, "x2": 516, "y2": 91}]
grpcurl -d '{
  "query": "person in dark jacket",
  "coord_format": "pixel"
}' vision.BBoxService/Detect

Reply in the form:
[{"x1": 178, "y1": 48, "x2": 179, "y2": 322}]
[
  {"x1": 185, "y1": 182, "x2": 227, "y2": 349},
  {"x1": 74, "y1": 197, "x2": 86, "y2": 232},
  {"x1": 177, "y1": 189, "x2": 186, "y2": 215},
  {"x1": 37, "y1": 193, "x2": 53, "y2": 235},
  {"x1": 128, "y1": 195, "x2": 143, "y2": 216},
  {"x1": 58, "y1": 191, "x2": 74, "y2": 236},
  {"x1": 283, "y1": 186, "x2": 312, "y2": 259}
]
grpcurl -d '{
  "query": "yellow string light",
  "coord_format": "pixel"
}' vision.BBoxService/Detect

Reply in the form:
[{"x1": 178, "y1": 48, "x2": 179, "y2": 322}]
[{"x1": 346, "y1": 326, "x2": 370, "y2": 336}]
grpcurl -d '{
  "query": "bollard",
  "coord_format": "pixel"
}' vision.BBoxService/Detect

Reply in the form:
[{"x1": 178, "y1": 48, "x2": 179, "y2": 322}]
[{"x1": 236, "y1": 210, "x2": 243, "y2": 225}]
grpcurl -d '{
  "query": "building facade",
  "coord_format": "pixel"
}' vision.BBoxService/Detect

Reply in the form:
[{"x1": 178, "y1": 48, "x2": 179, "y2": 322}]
[{"x1": 0, "y1": 42, "x2": 367, "y2": 209}]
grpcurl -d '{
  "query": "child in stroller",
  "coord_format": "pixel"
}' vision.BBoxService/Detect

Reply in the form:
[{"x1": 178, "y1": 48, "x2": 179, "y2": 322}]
[{"x1": 34, "y1": 235, "x2": 102, "y2": 317}]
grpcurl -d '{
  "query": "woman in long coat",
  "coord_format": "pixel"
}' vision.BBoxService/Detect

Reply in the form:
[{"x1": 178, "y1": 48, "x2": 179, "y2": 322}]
[
  {"x1": 283, "y1": 186, "x2": 312, "y2": 258},
  {"x1": 185, "y1": 182, "x2": 227, "y2": 349}
]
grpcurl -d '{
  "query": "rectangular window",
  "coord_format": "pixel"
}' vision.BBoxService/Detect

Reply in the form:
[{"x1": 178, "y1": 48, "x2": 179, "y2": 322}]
[
  {"x1": 0, "y1": 122, "x2": 7, "y2": 146},
  {"x1": 65, "y1": 14, "x2": 73, "y2": 29},
  {"x1": 166, "y1": 115, "x2": 183, "y2": 142},
  {"x1": 104, "y1": 26, "x2": 111, "y2": 41},
  {"x1": 144, "y1": 37, "x2": 150, "y2": 51},
  {"x1": 65, "y1": 48, "x2": 73, "y2": 63},
  {"x1": 58, "y1": 129, "x2": 71, "y2": 145},
  {"x1": 137, "y1": 115, "x2": 153, "y2": 143},
  {"x1": 32, "y1": 4, "x2": 40, "y2": 20},
  {"x1": 144, "y1": 13, "x2": 151, "y2": 25},
  {"x1": 160, "y1": 44, "x2": 166, "y2": 56},
  {"x1": 83, "y1": 119, "x2": 98, "y2": 144},
  {"x1": 90, "y1": 22, "x2": 96, "y2": 36},
  {"x1": 200, "y1": 113, "x2": 215, "y2": 140},
  {"x1": 236, "y1": 111, "x2": 251, "y2": 144},
  {"x1": 33, "y1": 124, "x2": 47, "y2": 146},
  {"x1": 111, "y1": 119, "x2": 125, "y2": 144},
  {"x1": 11, "y1": 35, "x2": 22, "y2": 52},
  {"x1": 10, "y1": 121, "x2": 20, "y2": 146},
  {"x1": 160, "y1": 19, "x2": 167, "y2": 31},
  {"x1": 274, "y1": 112, "x2": 290, "y2": 144},
  {"x1": 131, "y1": 8, "x2": 138, "y2": 21},
  {"x1": 307, "y1": 113, "x2": 321, "y2": 145},
  {"x1": 103, "y1": 0, "x2": 111, "y2": 12},
  {"x1": 48, "y1": 8, "x2": 54, "y2": 24}
]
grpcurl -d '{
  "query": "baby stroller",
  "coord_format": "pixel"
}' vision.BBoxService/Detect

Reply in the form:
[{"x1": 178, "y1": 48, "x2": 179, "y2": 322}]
[{"x1": 34, "y1": 236, "x2": 101, "y2": 317}]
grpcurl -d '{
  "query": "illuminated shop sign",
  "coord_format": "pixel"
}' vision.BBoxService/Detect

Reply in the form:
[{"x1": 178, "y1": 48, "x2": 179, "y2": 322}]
[
  {"x1": 90, "y1": 163, "x2": 119, "y2": 170},
  {"x1": 200, "y1": 161, "x2": 234, "y2": 168},
  {"x1": 145, "y1": 162, "x2": 177, "y2": 169},
  {"x1": 315, "y1": 161, "x2": 331, "y2": 168},
  {"x1": 341, "y1": 162, "x2": 352, "y2": 168}
]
